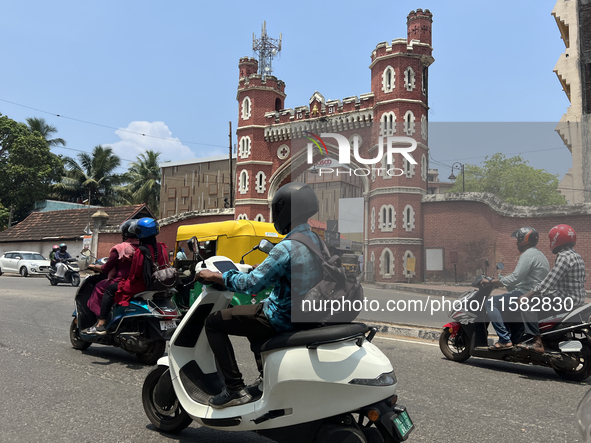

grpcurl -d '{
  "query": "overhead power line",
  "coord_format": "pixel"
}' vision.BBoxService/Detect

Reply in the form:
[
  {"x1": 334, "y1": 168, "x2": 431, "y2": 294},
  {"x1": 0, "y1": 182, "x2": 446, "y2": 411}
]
[{"x1": 0, "y1": 98, "x2": 228, "y2": 149}]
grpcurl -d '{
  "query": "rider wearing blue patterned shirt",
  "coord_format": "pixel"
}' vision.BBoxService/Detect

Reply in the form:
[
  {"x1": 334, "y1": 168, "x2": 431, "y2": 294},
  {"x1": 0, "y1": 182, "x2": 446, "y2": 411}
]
[
  {"x1": 223, "y1": 222, "x2": 322, "y2": 332},
  {"x1": 200, "y1": 183, "x2": 322, "y2": 409}
]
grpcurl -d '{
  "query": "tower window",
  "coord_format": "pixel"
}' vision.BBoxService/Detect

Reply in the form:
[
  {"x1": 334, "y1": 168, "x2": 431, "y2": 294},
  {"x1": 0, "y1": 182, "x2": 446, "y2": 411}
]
[{"x1": 382, "y1": 66, "x2": 395, "y2": 93}]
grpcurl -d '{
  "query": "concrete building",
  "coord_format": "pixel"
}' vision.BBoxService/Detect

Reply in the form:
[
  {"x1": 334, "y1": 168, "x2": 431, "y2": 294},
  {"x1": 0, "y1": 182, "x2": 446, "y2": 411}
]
[
  {"x1": 159, "y1": 154, "x2": 236, "y2": 218},
  {"x1": 553, "y1": 0, "x2": 591, "y2": 203}
]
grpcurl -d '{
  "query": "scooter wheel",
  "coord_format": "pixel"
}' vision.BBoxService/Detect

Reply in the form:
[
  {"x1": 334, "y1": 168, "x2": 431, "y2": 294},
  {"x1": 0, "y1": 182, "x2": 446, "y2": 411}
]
[
  {"x1": 71, "y1": 275, "x2": 80, "y2": 287},
  {"x1": 142, "y1": 365, "x2": 192, "y2": 433},
  {"x1": 69, "y1": 318, "x2": 91, "y2": 351},
  {"x1": 439, "y1": 328, "x2": 471, "y2": 362},
  {"x1": 554, "y1": 350, "x2": 591, "y2": 382},
  {"x1": 50, "y1": 279, "x2": 58, "y2": 286},
  {"x1": 136, "y1": 340, "x2": 166, "y2": 366}
]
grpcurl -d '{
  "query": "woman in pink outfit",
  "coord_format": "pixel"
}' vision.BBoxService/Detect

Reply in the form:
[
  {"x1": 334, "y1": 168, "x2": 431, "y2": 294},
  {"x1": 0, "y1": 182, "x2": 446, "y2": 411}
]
[{"x1": 87, "y1": 220, "x2": 140, "y2": 316}]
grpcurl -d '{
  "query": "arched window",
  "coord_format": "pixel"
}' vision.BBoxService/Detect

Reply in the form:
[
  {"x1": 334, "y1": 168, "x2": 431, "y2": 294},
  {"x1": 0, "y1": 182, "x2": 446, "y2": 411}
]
[
  {"x1": 254, "y1": 214, "x2": 265, "y2": 222},
  {"x1": 241, "y1": 96, "x2": 252, "y2": 120},
  {"x1": 403, "y1": 157, "x2": 416, "y2": 178},
  {"x1": 382, "y1": 66, "x2": 395, "y2": 93},
  {"x1": 275, "y1": 98, "x2": 282, "y2": 112},
  {"x1": 380, "y1": 248, "x2": 394, "y2": 278},
  {"x1": 403, "y1": 205, "x2": 416, "y2": 232},
  {"x1": 255, "y1": 171, "x2": 266, "y2": 194},
  {"x1": 421, "y1": 114, "x2": 428, "y2": 141},
  {"x1": 238, "y1": 170, "x2": 249, "y2": 194},
  {"x1": 404, "y1": 110, "x2": 415, "y2": 136},
  {"x1": 404, "y1": 67, "x2": 416, "y2": 91},
  {"x1": 380, "y1": 112, "x2": 395, "y2": 136},
  {"x1": 379, "y1": 205, "x2": 395, "y2": 232},
  {"x1": 236, "y1": 213, "x2": 248, "y2": 220},
  {"x1": 239, "y1": 136, "x2": 251, "y2": 159},
  {"x1": 422, "y1": 67, "x2": 427, "y2": 96},
  {"x1": 421, "y1": 154, "x2": 427, "y2": 181},
  {"x1": 371, "y1": 207, "x2": 376, "y2": 233}
]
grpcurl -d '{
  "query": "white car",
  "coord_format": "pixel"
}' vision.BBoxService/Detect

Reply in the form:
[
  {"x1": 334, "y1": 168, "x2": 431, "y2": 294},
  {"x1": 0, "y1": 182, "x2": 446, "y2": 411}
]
[{"x1": 0, "y1": 251, "x2": 52, "y2": 277}]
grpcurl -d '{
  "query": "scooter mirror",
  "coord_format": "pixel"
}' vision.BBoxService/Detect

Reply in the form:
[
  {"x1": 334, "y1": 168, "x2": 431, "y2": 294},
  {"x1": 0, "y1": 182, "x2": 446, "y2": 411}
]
[
  {"x1": 258, "y1": 239, "x2": 275, "y2": 254},
  {"x1": 187, "y1": 236, "x2": 199, "y2": 253},
  {"x1": 497, "y1": 262, "x2": 505, "y2": 270}
]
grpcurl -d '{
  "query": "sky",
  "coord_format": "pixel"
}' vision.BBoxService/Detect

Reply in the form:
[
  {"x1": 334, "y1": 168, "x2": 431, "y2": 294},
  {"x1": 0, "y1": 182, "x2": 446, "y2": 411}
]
[{"x1": 0, "y1": 0, "x2": 572, "y2": 177}]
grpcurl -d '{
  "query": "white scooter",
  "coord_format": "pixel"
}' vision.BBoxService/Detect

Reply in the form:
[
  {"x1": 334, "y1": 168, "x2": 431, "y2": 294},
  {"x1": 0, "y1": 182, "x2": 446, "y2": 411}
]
[{"x1": 142, "y1": 237, "x2": 414, "y2": 443}]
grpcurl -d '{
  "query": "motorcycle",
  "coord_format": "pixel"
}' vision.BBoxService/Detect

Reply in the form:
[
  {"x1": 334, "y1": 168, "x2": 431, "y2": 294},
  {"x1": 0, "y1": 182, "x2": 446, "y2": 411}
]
[
  {"x1": 141, "y1": 237, "x2": 414, "y2": 443},
  {"x1": 439, "y1": 263, "x2": 591, "y2": 381},
  {"x1": 47, "y1": 258, "x2": 81, "y2": 286},
  {"x1": 69, "y1": 272, "x2": 181, "y2": 365}
]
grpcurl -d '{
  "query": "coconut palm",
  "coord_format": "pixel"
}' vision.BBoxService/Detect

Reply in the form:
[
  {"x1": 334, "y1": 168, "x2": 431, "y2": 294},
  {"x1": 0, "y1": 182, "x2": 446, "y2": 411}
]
[
  {"x1": 53, "y1": 145, "x2": 124, "y2": 206},
  {"x1": 25, "y1": 117, "x2": 66, "y2": 147},
  {"x1": 124, "y1": 150, "x2": 162, "y2": 216}
]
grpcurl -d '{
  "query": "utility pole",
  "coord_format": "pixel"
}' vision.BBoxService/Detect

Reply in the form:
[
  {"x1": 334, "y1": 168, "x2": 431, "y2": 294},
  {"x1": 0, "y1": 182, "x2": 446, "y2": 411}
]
[
  {"x1": 7, "y1": 205, "x2": 13, "y2": 228},
  {"x1": 229, "y1": 121, "x2": 234, "y2": 207}
]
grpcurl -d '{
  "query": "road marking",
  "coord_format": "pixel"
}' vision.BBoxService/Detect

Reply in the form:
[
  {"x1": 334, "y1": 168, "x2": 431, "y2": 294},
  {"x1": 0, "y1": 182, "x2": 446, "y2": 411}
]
[{"x1": 376, "y1": 336, "x2": 439, "y2": 347}]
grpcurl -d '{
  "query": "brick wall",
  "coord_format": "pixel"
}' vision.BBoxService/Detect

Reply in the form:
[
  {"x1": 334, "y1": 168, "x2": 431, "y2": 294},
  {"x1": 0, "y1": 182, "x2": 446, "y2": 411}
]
[{"x1": 423, "y1": 193, "x2": 591, "y2": 289}]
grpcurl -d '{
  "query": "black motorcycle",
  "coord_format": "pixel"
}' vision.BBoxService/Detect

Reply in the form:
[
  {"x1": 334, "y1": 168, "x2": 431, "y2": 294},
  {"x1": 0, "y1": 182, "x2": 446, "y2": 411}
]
[
  {"x1": 47, "y1": 258, "x2": 81, "y2": 286},
  {"x1": 439, "y1": 263, "x2": 591, "y2": 381},
  {"x1": 69, "y1": 273, "x2": 181, "y2": 365}
]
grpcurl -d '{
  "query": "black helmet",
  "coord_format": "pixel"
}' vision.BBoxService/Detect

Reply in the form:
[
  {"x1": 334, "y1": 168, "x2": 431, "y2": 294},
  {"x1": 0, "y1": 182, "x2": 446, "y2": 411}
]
[
  {"x1": 512, "y1": 227, "x2": 539, "y2": 249},
  {"x1": 59, "y1": 243, "x2": 67, "y2": 251},
  {"x1": 272, "y1": 182, "x2": 319, "y2": 235},
  {"x1": 120, "y1": 219, "x2": 138, "y2": 239}
]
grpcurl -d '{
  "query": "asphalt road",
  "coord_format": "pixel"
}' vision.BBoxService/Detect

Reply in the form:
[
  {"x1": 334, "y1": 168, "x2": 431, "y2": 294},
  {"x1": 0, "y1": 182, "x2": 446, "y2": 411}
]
[{"x1": 0, "y1": 275, "x2": 589, "y2": 442}]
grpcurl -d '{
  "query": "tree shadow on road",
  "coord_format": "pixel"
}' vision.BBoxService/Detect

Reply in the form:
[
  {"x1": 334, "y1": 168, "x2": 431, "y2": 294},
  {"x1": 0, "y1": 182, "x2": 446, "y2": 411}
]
[
  {"x1": 78, "y1": 345, "x2": 147, "y2": 370},
  {"x1": 144, "y1": 423, "x2": 275, "y2": 442}
]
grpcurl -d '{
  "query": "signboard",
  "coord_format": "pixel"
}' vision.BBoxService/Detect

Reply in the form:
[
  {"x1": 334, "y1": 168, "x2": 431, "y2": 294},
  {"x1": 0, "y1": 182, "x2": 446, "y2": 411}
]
[
  {"x1": 425, "y1": 248, "x2": 444, "y2": 271},
  {"x1": 327, "y1": 220, "x2": 338, "y2": 232},
  {"x1": 324, "y1": 230, "x2": 340, "y2": 247},
  {"x1": 82, "y1": 235, "x2": 92, "y2": 251},
  {"x1": 406, "y1": 257, "x2": 416, "y2": 273}
]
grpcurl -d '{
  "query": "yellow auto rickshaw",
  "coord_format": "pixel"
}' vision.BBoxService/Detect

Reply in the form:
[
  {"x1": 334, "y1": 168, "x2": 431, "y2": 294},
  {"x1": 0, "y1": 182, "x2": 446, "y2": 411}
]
[{"x1": 174, "y1": 220, "x2": 284, "y2": 309}]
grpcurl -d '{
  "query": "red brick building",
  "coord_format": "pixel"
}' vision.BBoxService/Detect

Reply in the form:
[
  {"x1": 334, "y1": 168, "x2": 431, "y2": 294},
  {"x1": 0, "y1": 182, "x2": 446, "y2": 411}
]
[{"x1": 234, "y1": 9, "x2": 434, "y2": 283}]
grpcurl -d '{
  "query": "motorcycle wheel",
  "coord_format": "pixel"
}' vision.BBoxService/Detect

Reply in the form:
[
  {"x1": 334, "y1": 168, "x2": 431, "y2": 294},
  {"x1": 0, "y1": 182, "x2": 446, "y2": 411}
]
[
  {"x1": 554, "y1": 350, "x2": 591, "y2": 382},
  {"x1": 136, "y1": 340, "x2": 166, "y2": 365},
  {"x1": 71, "y1": 274, "x2": 80, "y2": 287},
  {"x1": 314, "y1": 422, "x2": 367, "y2": 443},
  {"x1": 50, "y1": 278, "x2": 58, "y2": 286},
  {"x1": 142, "y1": 365, "x2": 192, "y2": 433},
  {"x1": 20, "y1": 266, "x2": 28, "y2": 277},
  {"x1": 69, "y1": 318, "x2": 91, "y2": 351},
  {"x1": 439, "y1": 328, "x2": 471, "y2": 362}
]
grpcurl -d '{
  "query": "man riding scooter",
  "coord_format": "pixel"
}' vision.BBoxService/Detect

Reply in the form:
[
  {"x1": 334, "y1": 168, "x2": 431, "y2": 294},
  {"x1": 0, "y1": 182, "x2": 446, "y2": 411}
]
[
  {"x1": 198, "y1": 182, "x2": 323, "y2": 409},
  {"x1": 485, "y1": 227, "x2": 549, "y2": 350},
  {"x1": 54, "y1": 243, "x2": 72, "y2": 278},
  {"x1": 518, "y1": 224, "x2": 587, "y2": 353}
]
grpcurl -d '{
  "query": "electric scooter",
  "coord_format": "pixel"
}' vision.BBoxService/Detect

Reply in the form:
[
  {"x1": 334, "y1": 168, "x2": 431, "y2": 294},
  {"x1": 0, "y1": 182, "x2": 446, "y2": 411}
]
[
  {"x1": 439, "y1": 263, "x2": 591, "y2": 381},
  {"x1": 142, "y1": 237, "x2": 414, "y2": 442}
]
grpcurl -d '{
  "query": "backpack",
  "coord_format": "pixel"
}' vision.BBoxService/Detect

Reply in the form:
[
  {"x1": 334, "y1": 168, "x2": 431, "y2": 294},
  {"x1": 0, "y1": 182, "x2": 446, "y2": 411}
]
[
  {"x1": 139, "y1": 244, "x2": 178, "y2": 291},
  {"x1": 290, "y1": 232, "x2": 363, "y2": 324}
]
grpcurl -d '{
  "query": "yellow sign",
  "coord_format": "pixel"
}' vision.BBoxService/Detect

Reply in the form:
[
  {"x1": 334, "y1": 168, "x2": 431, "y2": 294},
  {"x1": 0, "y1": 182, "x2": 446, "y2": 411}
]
[{"x1": 407, "y1": 257, "x2": 416, "y2": 273}]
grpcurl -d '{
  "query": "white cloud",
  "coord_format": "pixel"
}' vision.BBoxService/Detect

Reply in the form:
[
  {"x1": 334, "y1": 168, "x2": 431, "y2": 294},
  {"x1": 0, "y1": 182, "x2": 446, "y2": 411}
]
[{"x1": 106, "y1": 121, "x2": 196, "y2": 163}]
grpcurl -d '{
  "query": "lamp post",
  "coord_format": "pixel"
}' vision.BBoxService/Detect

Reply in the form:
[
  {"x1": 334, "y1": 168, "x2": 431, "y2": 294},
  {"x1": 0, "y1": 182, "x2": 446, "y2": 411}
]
[{"x1": 448, "y1": 162, "x2": 465, "y2": 192}]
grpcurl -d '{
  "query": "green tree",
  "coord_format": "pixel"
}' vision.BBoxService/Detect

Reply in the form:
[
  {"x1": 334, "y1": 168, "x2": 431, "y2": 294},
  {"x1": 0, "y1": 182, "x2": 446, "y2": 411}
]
[
  {"x1": 447, "y1": 153, "x2": 567, "y2": 206},
  {"x1": 0, "y1": 114, "x2": 64, "y2": 223},
  {"x1": 0, "y1": 203, "x2": 9, "y2": 230},
  {"x1": 25, "y1": 117, "x2": 66, "y2": 147},
  {"x1": 53, "y1": 145, "x2": 124, "y2": 206},
  {"x1": 124, "y1": 150, "x2": 162, "y2": 216}
]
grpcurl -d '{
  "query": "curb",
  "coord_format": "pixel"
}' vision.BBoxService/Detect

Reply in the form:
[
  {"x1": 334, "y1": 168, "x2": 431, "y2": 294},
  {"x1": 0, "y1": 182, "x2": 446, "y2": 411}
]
[
  {"x1": 363, "y1": 320, "x2": 442, "y2": 342},
  {"x1": 364, "y1": 282, "x2": 469, "y2": 299}
]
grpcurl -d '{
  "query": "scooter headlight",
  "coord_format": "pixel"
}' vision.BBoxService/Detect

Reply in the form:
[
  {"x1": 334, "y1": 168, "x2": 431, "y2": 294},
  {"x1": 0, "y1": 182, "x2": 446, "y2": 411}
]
[{"x1": 349, "y1": 370, "x2": 397, "y2": 386}]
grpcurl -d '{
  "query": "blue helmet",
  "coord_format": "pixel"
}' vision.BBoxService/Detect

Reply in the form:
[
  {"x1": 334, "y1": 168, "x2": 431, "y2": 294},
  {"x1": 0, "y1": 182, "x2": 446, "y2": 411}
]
[{"x1": 135, "y1": 217, "x2": 159, "y2": 239}]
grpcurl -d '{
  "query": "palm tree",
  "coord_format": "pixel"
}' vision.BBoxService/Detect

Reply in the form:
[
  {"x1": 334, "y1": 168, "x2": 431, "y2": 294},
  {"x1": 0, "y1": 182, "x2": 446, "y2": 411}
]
[
  {"x1": 26, "y1": 117, "x2": 66, "y2": 147},
  {"x1": 125, "y1": 150, "x2": 162, "y2": 216},
  {"x1": 53, "y1": 145, "x2": 124, "y2": 206}
]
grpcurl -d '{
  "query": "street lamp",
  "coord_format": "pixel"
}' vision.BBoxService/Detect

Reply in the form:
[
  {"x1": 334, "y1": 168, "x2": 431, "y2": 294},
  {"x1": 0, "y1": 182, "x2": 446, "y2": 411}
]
[{"x1": 448, "y1": 162, "x2": 465, "y2": 192}]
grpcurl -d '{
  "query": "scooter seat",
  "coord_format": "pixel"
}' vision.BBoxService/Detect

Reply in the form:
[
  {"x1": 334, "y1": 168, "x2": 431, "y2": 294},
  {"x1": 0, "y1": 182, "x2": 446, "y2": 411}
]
[{"x1": 254, "y1": 323, "x2": 370, "y2": 353}]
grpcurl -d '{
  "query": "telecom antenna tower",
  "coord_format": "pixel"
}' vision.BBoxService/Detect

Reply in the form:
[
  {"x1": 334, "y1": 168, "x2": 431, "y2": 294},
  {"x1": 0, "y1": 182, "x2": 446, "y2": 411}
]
[{"x1": 252, "y1": 21, "x2": 282, "y2": 79}]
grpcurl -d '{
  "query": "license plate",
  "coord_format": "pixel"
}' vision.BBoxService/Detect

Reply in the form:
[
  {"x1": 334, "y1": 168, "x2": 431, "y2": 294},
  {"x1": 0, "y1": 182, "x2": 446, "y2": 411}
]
[
  {"x1": 392, "y1": 409, "x2": 414, "y2": 440},
  {"x1": 160, "y1": 320, "x2": 177, "y2": 331}
]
